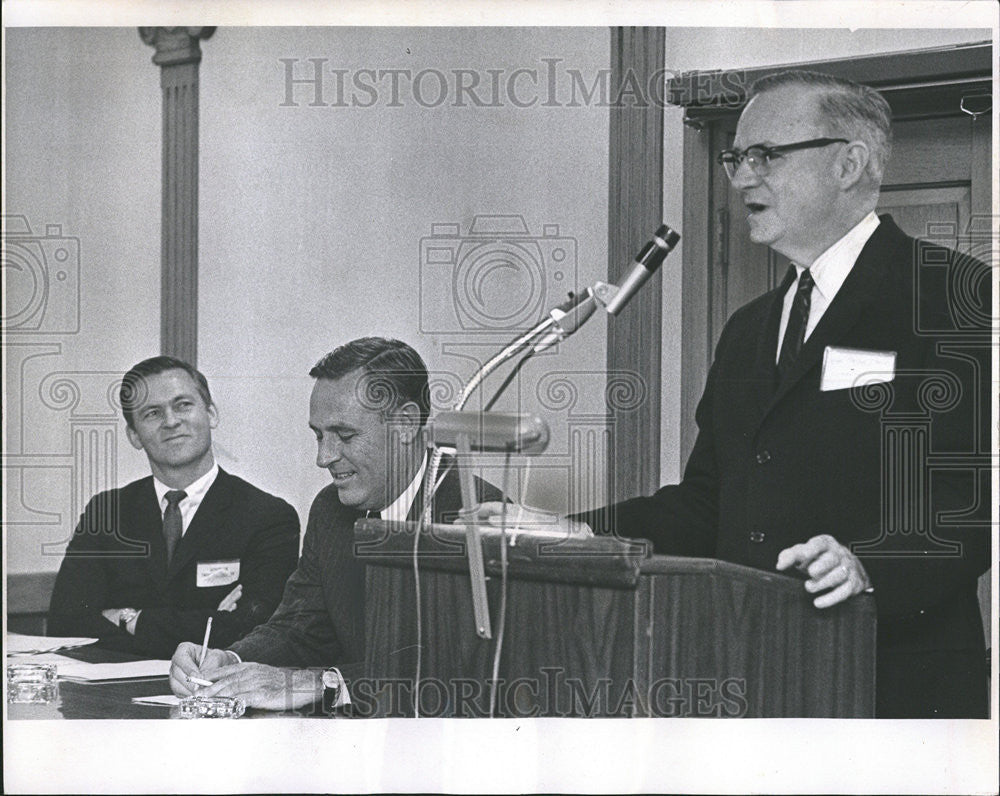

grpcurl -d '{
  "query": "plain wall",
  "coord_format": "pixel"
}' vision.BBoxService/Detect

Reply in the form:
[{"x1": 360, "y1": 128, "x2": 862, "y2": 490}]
[{"x1": 4, "y1": 28, "x2": 160, "y2": 574}]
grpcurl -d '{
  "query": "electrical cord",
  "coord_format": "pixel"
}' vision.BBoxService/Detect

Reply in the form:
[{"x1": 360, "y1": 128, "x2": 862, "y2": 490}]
[
  {"x1": 488, "y1": 449, "x2": 513, "y2": 718},
  {"x1": 411, "y1": 503, "x2": 427, "y2": 719},
  {"x1": 412, "y1": 455, "x2": 455, "y2": 718}
]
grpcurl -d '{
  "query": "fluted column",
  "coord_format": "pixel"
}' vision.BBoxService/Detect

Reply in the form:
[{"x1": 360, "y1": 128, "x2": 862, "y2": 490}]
[{"x1": 139, "y1": 26, "x2": 215, "y2": 366}]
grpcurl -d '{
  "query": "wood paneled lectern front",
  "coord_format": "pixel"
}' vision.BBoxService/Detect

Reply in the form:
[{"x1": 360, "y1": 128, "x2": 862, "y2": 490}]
[{"x1": 354, "y1": 519, "x2": 875, "y2": 718}]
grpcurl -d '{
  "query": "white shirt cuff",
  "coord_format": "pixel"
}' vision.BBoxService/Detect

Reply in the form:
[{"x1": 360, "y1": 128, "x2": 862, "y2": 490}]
[{"x1": 325, "y1": 667, "x2": 352, "y2": 709}]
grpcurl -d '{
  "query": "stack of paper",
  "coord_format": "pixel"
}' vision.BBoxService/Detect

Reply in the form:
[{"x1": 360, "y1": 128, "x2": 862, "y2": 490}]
[
  {"x1": 56, "y1": 659, "x2": 171, "y2": 682},
  {"x1": 6, "y1": 639, "x2": 171, "y2": 682},
  {"x1": 5, "y1": 652, "x2": 80, "y2": 666},
  {"x1": 131, "y1": 694, "x2": 181, "y2": 707},
  {"x1": 6, "y1": 633, "x2": 98, "y2": 655}
]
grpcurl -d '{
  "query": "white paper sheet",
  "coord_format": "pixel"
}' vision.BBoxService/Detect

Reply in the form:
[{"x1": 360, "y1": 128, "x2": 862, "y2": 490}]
[
  {"x1": 6, "y1": 633, "x2": 99, "y2": 655},
  {"x1": 130, "y1": 694, "x2": 181, "y2": 706},
  {"x1": 56, "y1": 659, "x2": 171, "y2": 682},
  {"x1": 6, "y1": 652, "x2": 81, "y2": 666}
]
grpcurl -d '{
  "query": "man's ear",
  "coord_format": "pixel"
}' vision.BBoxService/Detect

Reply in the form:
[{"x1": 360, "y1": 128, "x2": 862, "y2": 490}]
[
  {"x1": 838, "y1": 140, "x2": 871, "y2": 189},
  {"x1": 126, "y1": 424, "x2": 144, "y2": 451},
  {"x1": 392, "y1": 401, "x2": 423, "y2": 445},
  {"x1": 207, "y1": 402, "x2": 219, "y2": 430}
]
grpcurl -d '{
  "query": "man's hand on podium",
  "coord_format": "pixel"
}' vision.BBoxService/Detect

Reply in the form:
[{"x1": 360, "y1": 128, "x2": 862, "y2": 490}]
[
  {"x1": 458, "y1": 503, "x2": 594, "y2": 539},
  {"x1": 776, "y1": 534, "x2": 873, "y2": 609}
]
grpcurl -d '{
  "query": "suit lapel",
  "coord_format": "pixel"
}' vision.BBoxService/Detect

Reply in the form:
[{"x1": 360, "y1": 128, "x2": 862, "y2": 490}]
[
  {"x1": 406, "y1": 477, "x2": 425, "y2": 523},
  {"x1": 764, "y1": 220, "x2": 891, "y2": 415},
  {"x1": 167, "y1": 469, "x2": 233, "y2": 580},
  {"x1": 406, "y1": 456, "x2": 436, "y2": 523},
  {"x1": 753, "y1": 269, "x2": 796, "y2": 419}
]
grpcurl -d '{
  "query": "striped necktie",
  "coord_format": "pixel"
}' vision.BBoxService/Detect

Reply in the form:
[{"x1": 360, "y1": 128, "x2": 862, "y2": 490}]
[{"x1": 777, "y1": 266, "x2": 814, "y2": 382}]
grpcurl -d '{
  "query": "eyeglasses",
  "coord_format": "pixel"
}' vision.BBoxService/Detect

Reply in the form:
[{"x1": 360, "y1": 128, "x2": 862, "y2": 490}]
[{"x1": 717, "y1": 137, "x2": 849, "y2": 180}]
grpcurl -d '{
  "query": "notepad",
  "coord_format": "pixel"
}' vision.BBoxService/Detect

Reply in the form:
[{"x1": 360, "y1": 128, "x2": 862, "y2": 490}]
[{"x1": 6, "y1": 633, "x2": 99, "y2": 655}]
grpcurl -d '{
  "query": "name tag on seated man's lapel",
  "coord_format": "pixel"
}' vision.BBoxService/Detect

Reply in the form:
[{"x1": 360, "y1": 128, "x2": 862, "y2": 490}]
[
  {"x1": 196, "y1": 559, "x2": 240, "y2": 587},
  {"x1": 820, "y1": 346, "x2": 896, "y2": 392}
]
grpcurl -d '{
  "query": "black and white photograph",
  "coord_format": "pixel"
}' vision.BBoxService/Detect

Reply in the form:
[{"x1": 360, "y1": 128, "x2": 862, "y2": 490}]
[{"x1": 3, "y1": 1, "x2": 997, "y2": 793}]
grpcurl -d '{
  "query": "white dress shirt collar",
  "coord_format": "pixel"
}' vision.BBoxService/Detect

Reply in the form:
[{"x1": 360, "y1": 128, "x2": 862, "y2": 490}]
[
  {"x1": 152, "y1": 463, "x2": 219, "y2": 536},
  {"x1": 777, "y1": 212, "x2": 880, "y2": 360},
  {"x1": 380, "y1": 451, "x2": 428, "y2": 523},
  {"x1": 799, "y1": 211, "x2": 880, "y2": 304}
]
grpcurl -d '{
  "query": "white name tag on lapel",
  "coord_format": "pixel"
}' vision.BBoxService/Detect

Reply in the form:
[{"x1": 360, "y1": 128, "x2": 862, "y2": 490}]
[
  {"x1": 196, "y1": 559, "x2": 240, "y2": 587},
  {"x1": 821, "y1": 346, "x2": 896, "y2": 392}
]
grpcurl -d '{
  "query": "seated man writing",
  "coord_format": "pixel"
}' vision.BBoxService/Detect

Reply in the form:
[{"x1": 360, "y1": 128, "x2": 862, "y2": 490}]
[
  {"x1": 48, "y1": 356, "x2": 300, "y2": 659},
  {"x1": 169, "y1": 337, "x2": 500, "y2": 711}
]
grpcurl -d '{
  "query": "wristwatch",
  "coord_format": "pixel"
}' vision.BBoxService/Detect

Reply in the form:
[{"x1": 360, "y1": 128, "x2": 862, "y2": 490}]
[{"x1": 118, "y1": 608, "x2": 139, "y2": 630}]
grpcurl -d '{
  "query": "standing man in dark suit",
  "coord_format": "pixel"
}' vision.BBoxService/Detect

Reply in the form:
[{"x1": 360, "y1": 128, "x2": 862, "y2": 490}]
[
  {"x1": 168, "y1": 337, "x2": 499, "y2": 711},
  {"x1": 477, "y1": 71, "x2": 991, "y2": 718},
  {"x1": 48, "y1": 356, "x2": 300, "y2": 659}
]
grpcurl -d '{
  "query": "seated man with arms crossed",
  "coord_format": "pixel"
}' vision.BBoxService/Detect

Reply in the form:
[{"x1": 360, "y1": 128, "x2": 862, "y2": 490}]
[
  {"x1": 169, "y1": 337, "x2": 500, "y2": 711},
  {"x1": 49, "y1": 356, "x2": 300, "y2": 659}
]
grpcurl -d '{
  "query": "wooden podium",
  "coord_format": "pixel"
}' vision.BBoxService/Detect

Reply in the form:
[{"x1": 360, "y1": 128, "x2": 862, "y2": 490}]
[{"x1": 354, "y1": 519, "x2": 876, "y2": 718}]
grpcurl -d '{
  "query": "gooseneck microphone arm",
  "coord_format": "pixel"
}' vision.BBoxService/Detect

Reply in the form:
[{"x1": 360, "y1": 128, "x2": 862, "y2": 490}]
[
  {"x1": 421, "y1": 223, "x2": 679, "y2": 523},
  {"x1": 453, "y1": 316, "x2": 554, "y2": 410},
  {"x1": 457, "y1": 223, "x2": 679, "y2": 409}
]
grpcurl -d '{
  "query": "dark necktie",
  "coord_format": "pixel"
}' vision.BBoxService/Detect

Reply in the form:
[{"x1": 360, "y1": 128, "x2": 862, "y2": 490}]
[
  {"x1": 776, "y1": 266, "x2": 814, "y2": 382},
  {"x1": 163, "y1": 490, "x2": 187, "y2": 566}
]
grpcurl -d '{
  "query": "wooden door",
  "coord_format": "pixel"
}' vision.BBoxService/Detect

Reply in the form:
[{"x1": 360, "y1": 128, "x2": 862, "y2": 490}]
[{"x1": 877, "y1": 115, "x2": 991, "y2": 250}]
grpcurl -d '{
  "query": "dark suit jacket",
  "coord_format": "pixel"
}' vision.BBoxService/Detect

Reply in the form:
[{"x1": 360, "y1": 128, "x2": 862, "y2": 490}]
[
  {"x1": 48, "y1": 468, "x2": 300, "y2": 659},
  {"x1": 230, "y1": 457, "x2": 500, "y2": 678},
  {"x1": 577, "y1": 216, "x2": 991, "y2": 718}
]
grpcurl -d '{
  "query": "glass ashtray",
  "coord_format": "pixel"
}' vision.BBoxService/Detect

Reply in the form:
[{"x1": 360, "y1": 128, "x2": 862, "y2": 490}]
[
  {"x1": 177, "y1": 695, "x2": 246, "y2": 719},
  {"x1": 7, "y1": 662, "x2": 59, "y2": 704}
]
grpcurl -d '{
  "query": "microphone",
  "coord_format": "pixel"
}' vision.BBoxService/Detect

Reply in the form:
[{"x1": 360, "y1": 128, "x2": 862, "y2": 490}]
[
  {"x1": 599, "y1": 224, "x2": 680, "y2": 315},
  {"x1": 533, "y1": 223, "x2": 680, "y2": 352}
]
